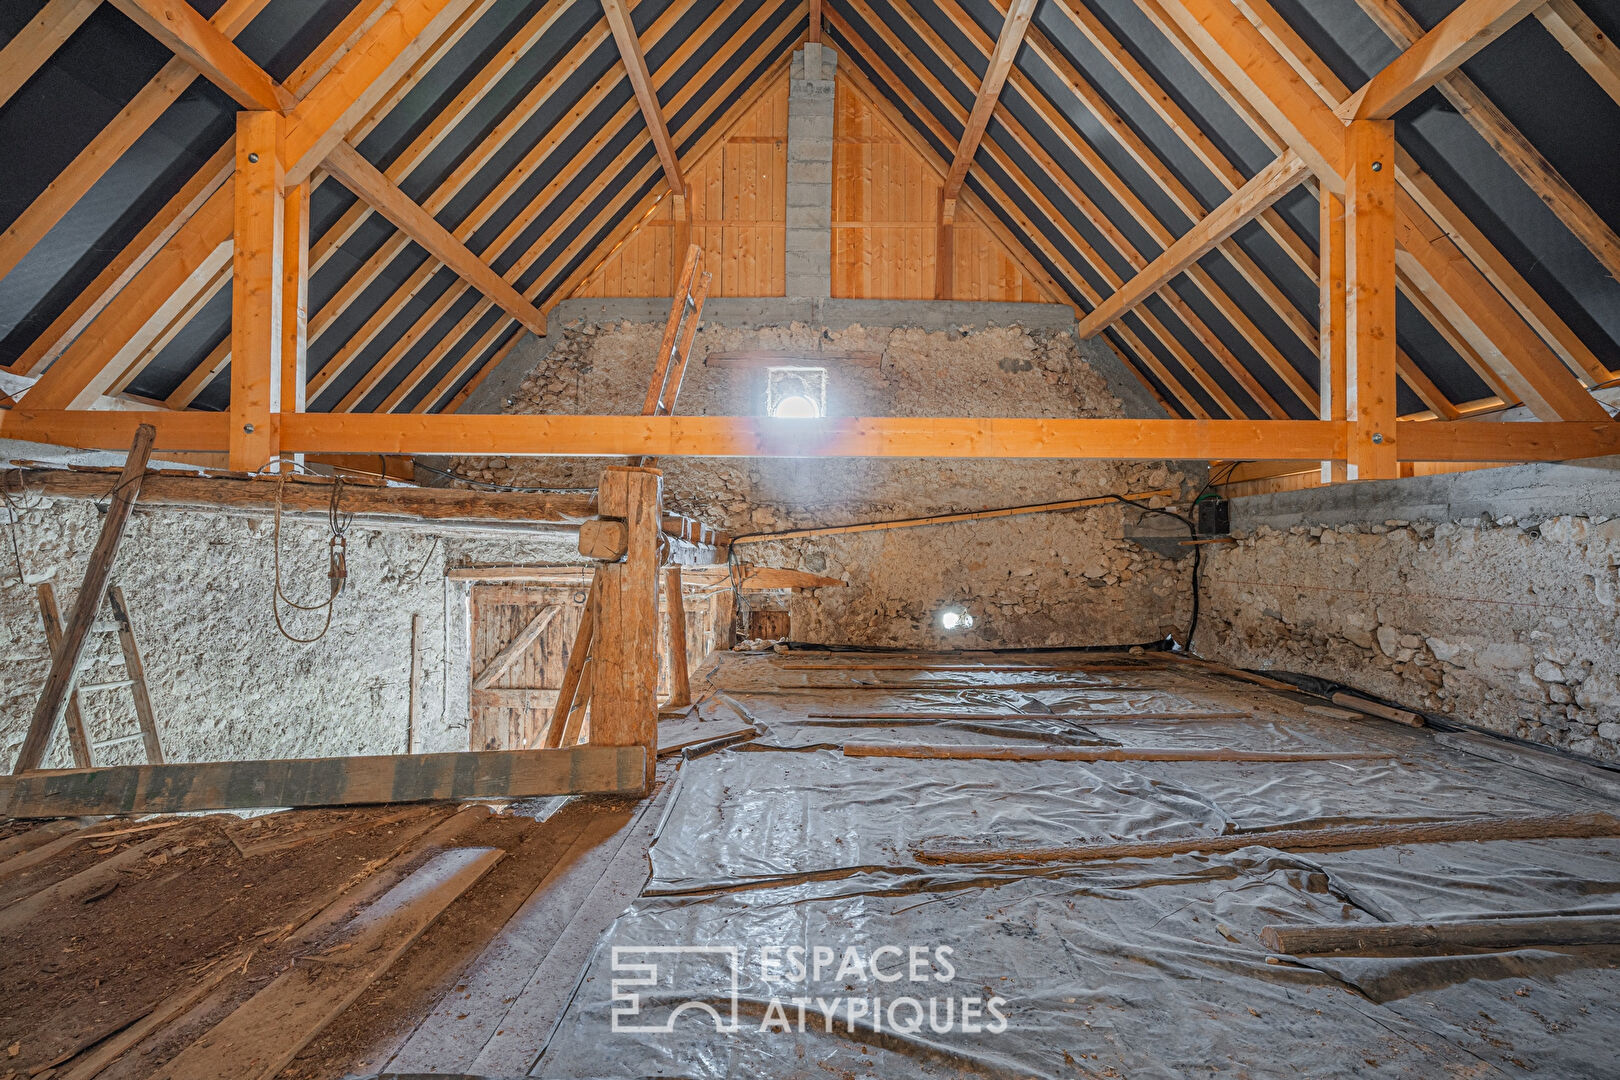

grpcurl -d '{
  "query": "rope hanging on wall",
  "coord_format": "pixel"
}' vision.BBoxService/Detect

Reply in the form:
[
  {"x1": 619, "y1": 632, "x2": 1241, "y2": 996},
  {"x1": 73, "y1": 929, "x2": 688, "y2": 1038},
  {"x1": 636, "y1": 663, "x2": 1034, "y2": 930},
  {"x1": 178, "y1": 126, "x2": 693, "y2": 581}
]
[{"x1": 270, "y1": 475, "x2": 353, "y2": 644}]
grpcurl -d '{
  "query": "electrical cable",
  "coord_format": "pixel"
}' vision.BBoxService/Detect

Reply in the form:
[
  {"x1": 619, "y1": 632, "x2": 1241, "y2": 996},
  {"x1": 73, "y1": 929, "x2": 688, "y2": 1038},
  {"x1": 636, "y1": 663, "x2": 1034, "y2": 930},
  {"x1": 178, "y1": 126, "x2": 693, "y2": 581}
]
[{"x1": 269, "y1": 475, "x2": 352, "y2": 643}]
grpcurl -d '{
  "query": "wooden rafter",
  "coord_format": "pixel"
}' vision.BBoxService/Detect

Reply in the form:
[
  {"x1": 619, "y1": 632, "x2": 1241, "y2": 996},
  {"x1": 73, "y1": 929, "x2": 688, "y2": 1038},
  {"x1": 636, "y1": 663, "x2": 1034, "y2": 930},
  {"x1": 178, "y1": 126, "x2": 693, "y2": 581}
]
[
  {"x1": 861, "y1": 0, "x2": 1268, "y2": 417},
  {"x1": 1077, "y1": 152, "x2": 1309, "y2": 337},
  {"x1": 0, "y1": 0, "x2": 101, "y2": 112},
  {"x1": 1538, "y1": 0, "x2": 1620, "y2": 107},
  {"x1": 941, "y1": 0, "x2": 1038, "y2": 205},
  {"x1": 1350, "y1": 0, "x2": 1620, "y2": 296},
  {"x1": 831, "y1": 9, "x2": 1206, "y2": 419},
  {"x1": 108, "y1": 0, "x2": 296, "y2": 111},
  {"x1": 1154, "y1": 0, "x2": 1610, "y2": 423},
  {"x1": 1340, "y1": 0, "x2": 1542, "y2": 121},
  {"x1": 18, "y1": 0, "x2": 481, "y2": 409},
  {"x1": 325, "y1": 0, "x2": 794, "y2": 415},
  {"x1": 600, "y1": 0, "x2": 686, "y2": 197}
]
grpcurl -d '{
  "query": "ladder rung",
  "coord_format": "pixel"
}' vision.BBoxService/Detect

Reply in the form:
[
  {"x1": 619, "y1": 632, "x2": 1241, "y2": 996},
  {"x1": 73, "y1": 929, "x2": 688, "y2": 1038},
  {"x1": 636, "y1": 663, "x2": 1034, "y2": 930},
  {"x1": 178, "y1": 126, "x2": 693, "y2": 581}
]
[
  {"x1": 77, "y1": 679, "x2": 135, "y2": 693},
  {"x1": 91, "y1": 733, "x2": 145, "y2": 750}
]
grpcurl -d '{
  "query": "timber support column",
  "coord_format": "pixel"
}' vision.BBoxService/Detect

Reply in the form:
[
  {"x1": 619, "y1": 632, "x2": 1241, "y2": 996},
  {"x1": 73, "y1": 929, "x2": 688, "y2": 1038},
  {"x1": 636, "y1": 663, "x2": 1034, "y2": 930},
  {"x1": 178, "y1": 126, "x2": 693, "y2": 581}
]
[
  {"x1": 231, "y1": 110, "x2": 286, "y2": 473},
  {"x1": 1344, "y1": 119, "x2": 1398, "y2": 480},
  {"x1": 589, "y1": 465, "x2": 663, "y2": 790}
]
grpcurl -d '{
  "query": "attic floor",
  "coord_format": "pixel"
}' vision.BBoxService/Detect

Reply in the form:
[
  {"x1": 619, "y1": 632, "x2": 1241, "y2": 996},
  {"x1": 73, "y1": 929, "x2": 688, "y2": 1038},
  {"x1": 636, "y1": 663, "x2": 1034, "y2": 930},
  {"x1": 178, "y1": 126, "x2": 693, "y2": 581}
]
[{"x1": 2, "y1": 650, "x2": 1619, "y2": 1077}]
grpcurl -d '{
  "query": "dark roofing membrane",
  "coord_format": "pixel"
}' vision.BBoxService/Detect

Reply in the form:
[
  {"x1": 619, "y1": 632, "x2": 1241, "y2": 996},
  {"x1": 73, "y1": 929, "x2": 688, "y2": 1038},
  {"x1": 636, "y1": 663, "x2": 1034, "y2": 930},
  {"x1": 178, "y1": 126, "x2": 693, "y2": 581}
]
[{"x1": 0, "y1": 0, "x2": 1615, "y2": 419}]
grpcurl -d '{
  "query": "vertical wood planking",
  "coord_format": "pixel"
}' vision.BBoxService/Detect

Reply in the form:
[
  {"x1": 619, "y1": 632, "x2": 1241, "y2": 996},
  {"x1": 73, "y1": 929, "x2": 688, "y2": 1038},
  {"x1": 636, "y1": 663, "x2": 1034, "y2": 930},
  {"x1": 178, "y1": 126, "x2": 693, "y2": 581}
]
[
  {"x1": 1345, "y1": 120, "x2": 1398, "y2": 479},
  {"x1": 230, "y1": 111, "x2": 285, "y2": 472}
]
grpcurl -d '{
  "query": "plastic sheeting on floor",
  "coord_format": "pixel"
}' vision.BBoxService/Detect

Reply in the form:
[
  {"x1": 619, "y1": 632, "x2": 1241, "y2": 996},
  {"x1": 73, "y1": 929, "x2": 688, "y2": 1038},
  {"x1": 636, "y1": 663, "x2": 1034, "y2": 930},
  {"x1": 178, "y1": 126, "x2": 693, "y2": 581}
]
[{"x1": 530, "y1": 651, "x2": 1620, "y2": 1078}]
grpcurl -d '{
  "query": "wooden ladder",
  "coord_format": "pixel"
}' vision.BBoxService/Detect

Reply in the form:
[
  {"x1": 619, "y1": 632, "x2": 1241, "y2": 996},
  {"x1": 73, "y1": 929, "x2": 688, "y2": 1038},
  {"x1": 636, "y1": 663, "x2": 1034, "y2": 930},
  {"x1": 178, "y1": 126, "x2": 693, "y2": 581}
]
[{"x1": 35, "y1": 582, "x2": 164, "y2": 768}]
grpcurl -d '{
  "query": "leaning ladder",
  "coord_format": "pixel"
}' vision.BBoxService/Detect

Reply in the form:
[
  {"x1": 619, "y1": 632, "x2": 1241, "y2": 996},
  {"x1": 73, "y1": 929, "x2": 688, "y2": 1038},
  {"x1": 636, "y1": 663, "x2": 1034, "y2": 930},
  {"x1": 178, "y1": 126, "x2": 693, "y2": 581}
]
[{"x1": 35, "y1": 583, "x2": 164, "y2": 767}]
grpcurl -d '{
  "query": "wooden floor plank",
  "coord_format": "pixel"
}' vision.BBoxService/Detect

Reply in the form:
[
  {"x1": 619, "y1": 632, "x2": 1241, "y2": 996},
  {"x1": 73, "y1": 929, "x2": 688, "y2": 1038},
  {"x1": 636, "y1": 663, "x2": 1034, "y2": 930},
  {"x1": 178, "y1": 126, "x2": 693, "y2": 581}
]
[
  {"x1": 152, "y1": 846, "x2": 505, "y2": 1080},
  {"x1": 0, "y1": 745, "x2": 645, "y2": 817}
]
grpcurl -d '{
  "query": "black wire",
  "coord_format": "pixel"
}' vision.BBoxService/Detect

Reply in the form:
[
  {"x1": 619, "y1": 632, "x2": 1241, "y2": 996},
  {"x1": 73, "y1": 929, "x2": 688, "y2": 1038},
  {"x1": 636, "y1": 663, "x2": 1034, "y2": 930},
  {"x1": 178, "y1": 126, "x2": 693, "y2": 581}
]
[{"x1": 1103, "y1": 494, "x2": 1202, "y2": 653}]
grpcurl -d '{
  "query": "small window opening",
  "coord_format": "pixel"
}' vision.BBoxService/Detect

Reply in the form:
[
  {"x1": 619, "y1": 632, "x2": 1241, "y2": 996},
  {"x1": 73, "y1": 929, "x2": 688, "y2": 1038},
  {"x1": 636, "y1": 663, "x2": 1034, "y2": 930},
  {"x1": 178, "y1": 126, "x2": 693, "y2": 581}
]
[
  {"x1": 767, "y1": 367, "x2": 826, "y2": 418},
  {"x1": 938, "y1": 606, "x2": 975, "y2": 631}
]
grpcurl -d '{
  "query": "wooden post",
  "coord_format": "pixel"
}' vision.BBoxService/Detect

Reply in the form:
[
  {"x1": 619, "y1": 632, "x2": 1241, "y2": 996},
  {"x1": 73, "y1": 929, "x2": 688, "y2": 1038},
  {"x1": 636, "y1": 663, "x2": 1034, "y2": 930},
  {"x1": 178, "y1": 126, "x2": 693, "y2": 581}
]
[
  {"x1": 589, "y1": 466, "x2": 662, "y2": 789},
  {"x1": 663, "y1": 566, "x2": 691, "y2": 710},
  {"x1": 1344, "y1": 119, "x2": 1398, "y2": 480},
  {"x1": 34, "y1": 584, "x2": 93, "y2": 768},
  {"x1": 107, "y1": 585, "x2": 163, "y2": 764},
  {"x1": 1318, "y1": 189, "x2": 1348, "y2": 483},
  {"x1": 230, "y1": 110, "x2": 285, "y2": 473},
  {"x1": 13, "y1": 424, "x2": 155, "y2": 773},
  {"x1": 934, "y1": 194, "x2": 955, "y2": 300},
  {"x1": 280, "y1": 179, "x2": 309, "y2": 427}
]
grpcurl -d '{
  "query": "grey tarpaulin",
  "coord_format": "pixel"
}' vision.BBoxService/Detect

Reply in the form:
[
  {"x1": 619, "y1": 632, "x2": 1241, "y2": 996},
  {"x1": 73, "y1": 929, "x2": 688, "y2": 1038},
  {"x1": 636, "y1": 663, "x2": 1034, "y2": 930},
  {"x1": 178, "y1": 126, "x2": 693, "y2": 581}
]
[{"x1": 528, "y1": 652, "x2": 1620, "y2": 1077}]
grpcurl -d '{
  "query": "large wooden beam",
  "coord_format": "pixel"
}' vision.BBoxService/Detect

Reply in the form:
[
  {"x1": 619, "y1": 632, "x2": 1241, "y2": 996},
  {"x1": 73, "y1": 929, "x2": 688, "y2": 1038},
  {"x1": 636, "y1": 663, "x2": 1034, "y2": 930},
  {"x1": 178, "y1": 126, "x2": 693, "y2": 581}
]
[
  {"x1": 590, "y1": 467, "x2": 663, "y2": 790},
  {"x1": 1344, "y1": 120, "x2": 1399, "y2": 479},
  {"x1": 322, "y1": 142, "x2": 548, "y2": 334},
  {"x1": 1077, "y1": 152, "x2": 1309, "y2": 337},
  {"x1": 12, "y1": 425, "x2": 156, "y2": 774},
  {"x1": 108, "y1": 0, "x2": 295, "y2": 111},
  {"x1": 0, "y1": 745, "x2": 645, "y2": 816},
  {"x1": 7, "y1": 410, "x2": 1620, "y2": 463},
  {"x1": 1342, "y1": 0, "x2": 1542, "y2": 120},
  {"x1": 941, "y1": 0, "x2": 1038, "y2": 203},
  {"x1": 281, "y1": 180, "x2": 310, "y2": 415},
  {"x1": 599, "y1": 0, "x2": 685, "y2": 197},
  {"x1": 230, "y1": 111, "x2": 286, "y2": 472}
]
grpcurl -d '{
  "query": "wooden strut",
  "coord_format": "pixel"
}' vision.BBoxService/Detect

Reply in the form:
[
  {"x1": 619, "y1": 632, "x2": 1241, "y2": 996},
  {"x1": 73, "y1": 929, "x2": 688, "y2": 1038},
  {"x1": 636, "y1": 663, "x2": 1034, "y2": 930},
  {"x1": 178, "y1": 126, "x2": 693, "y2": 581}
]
[
  {"x1": 534, "y1": 572, "x2": 599, "y2": 749},
  {"x1": 844, "y1": 745, "x2": 1396, "y2": 763},
  {"x1": 12, "y1": 424, "x2": 156, "y2": 774},
  {"x1": 664, "y1": 566, "x2": 692, "y2": 710},
  {"x1": 1260, "y1": 914, "x2": 1620, "y2": 956},
  {"x1": 916, "y1": 812, "x2": 1620, "y2": 865}
]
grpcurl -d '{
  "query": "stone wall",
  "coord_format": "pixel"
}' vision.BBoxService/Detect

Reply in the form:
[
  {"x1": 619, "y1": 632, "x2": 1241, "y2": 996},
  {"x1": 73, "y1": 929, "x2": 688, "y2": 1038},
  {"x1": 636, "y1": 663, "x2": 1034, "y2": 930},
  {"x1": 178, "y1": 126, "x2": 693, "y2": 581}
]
[
  {"x1": 0, "y1": 493, "x2": 576, "y2": 770},
  {"x1": 1198, "y1": 460, "x2": 1620, "y2": 762},
  {"x1": 446, "y1": 309, "x2": 1198, "y2": 650}
]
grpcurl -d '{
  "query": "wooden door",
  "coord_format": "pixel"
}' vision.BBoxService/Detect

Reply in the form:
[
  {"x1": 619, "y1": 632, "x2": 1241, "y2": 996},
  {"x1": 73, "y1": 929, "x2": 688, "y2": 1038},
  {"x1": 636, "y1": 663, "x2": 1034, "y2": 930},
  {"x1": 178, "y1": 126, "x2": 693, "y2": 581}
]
[{"x1": 468, "y1": 584, "x2": 589, "y2": 750}]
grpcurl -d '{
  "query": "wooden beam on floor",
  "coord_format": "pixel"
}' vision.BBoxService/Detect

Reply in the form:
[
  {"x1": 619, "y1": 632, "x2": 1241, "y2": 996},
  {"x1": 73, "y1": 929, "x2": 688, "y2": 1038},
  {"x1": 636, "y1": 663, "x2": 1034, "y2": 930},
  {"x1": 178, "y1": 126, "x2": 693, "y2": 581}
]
[
  {"x1": 918, "y1": 811, "x2": 1620, "y2": 864},
  {"x1": 11, "y1": 425, "x2": 156, "y2": 774},
  {"x1": 1262, "y1": 914, "x2": 1620, "y2": 955},
  {"x1": 0, "y1": 745, "x2": 644, "y2": 817},
  {"x1": 108, "y1": 0, "x2": 295, "y2": 111}
]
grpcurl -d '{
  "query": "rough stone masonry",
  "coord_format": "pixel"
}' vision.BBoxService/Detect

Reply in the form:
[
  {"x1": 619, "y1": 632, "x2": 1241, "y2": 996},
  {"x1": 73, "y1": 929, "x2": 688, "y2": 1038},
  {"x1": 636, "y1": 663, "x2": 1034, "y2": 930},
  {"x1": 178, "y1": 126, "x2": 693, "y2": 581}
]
[{"x1": 1198, "y1": 459, "x2": 1620, "y2": 763}]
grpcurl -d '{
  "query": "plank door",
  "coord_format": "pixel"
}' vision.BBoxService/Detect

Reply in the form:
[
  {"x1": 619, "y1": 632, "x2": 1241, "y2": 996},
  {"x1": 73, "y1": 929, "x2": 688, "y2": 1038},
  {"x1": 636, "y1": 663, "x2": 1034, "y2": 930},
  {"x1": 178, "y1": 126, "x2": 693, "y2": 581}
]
[{"x1": 468, "y1": 584, "x2": 588, "y2": 750}]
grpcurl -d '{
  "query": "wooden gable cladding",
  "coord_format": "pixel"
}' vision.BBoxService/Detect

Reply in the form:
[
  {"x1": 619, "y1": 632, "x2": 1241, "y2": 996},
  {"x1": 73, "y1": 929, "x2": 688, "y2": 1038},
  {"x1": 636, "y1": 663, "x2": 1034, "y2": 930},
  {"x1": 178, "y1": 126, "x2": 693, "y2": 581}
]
[
  {"x1": 831, "y1": 74, "x2": 1048, "y2": 303},
  {"x1": 574, "y1": 72, "x2": 790, "y2": 298}
]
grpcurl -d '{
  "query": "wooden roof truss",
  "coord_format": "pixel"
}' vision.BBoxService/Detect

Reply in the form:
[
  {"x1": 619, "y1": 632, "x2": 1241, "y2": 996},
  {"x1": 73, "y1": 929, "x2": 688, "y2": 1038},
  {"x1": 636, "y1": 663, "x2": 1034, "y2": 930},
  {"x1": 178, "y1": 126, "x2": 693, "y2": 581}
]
[{"x1": 0, "y1": 0, "x2": 1615, "y2": 477}]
